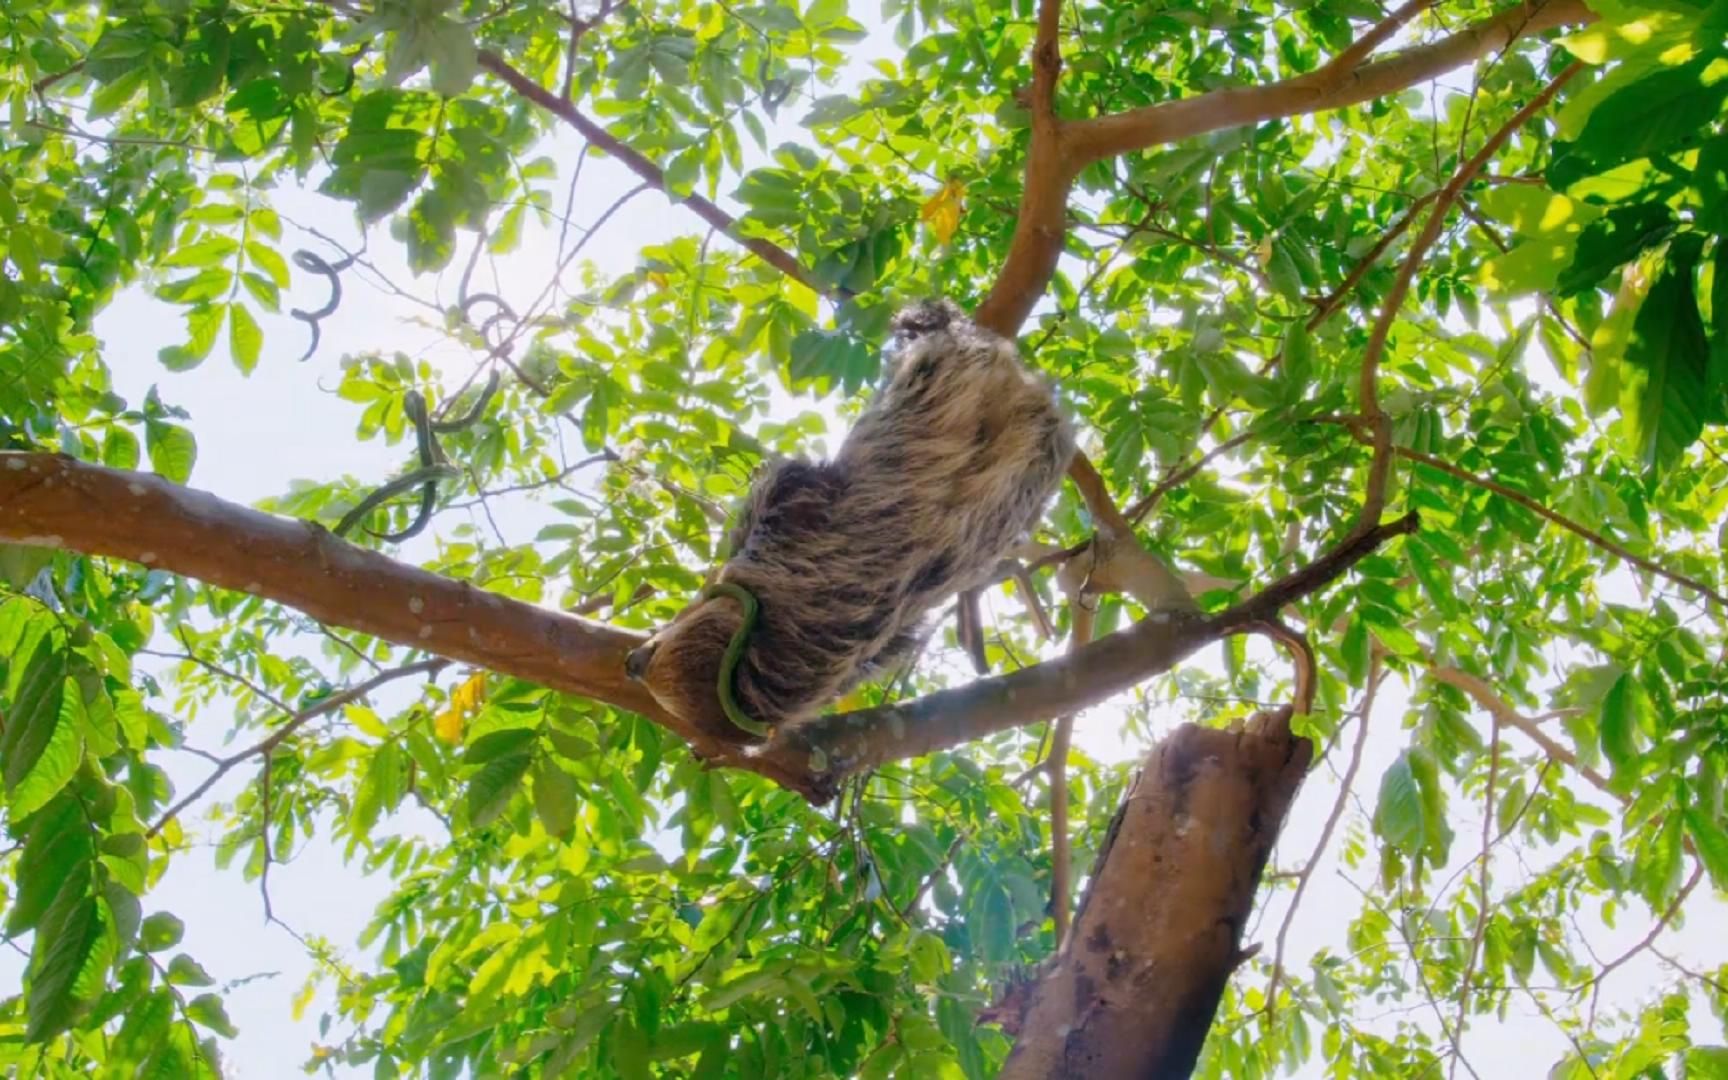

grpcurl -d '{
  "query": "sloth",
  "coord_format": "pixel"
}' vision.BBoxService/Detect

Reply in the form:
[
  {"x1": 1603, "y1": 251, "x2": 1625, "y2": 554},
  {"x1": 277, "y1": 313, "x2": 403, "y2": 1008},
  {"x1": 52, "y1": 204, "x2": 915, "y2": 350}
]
[{"x1": 624, "y1": 299, "x2": 1075, "y2": 746}]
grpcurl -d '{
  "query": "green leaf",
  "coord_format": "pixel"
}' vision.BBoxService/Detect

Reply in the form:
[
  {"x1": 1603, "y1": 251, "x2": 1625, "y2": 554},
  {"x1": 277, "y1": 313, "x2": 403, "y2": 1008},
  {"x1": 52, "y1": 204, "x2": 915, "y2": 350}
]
[
  {"x1": 101, "y1": 427, "x2": 141, "y2": 470},
  {"x1": 166, "y1": 953, "x2": 216, "y2": 987},
  {"x1": 1709, "y1": 240, "x2": 1728, "y2": 425},
  {"x1": 466, "y1": 748, "x2": 533, "y2": 829},
  {"x1": 144, "y1": 421, "x2": 198, "y2": 483},
  {"x1": 1560, "y1": 55, "x2": 1728, "y2": 182},
  {"x1": 7, "y1": 798, "x2": 93, "y2": 936},
  {"x1": 1, "y1": 638, "x2": 67, "y2": 795},
  {"x1": 972, "y1": 881, "x2": 1014, "y2": 965},
  {"x1": 9, "y1": 677, "x2": 85, "y2": 818},
  {"x1": 1265, "y1": 238, "x2": 1303, "y2": 299},
  {"x1": 1599, "y1": 672, "x2": 1646, "y2": 782},
  {"x1": 1685, "y1": 1047, "x2": 1728, "y2": 1078},
  {"x1": 1684, "y1": 807, "x2": 1728, "y2": 891},
  {"x1": 1281, "y1": 319, "x2": 1313, "y2": 397},
  {"x1": 104, "y1": 882, "x2": 140, "y2": 956},
  {"x1": 228, "y1": 303, "x2": 263, "y2": 373},
  {"x1": 245, "y1": 241, "x2": 291, "y2": 288},
  {"x1": 1621, "y1": 237, "x2": 1711, "y2": 474},
  {"x1": 138, "y1": 912, "x2": 185, "y2": 953},
  {"x1": 1693, "y1": 129, "x2": 1728, "y2": 235},
  {"x1": 1373, "y1": 752, "x2": 1424, "y2": 856},
  {"x1": 909, "y1": 932, "x2": 950, "y2": 982},
  {"x1": 1408, "y1": 747, "x2": 1453, "y2": 866},
  {"x1": 0, "y1": 543, "x2": 53, "y2": 590},
  {"x1": 423, "y1": 21, "x2": 480, "y2": 97},
  {"x1": 170, "y1": 18, "x2": 231, "y2": 108},
  {"x1": 26, "y1": 876, "x2": 106, "y2": 1042},
  {"x1": 1481, "y1": 236, "x2": 1579, "y2": 296},
  {"x1": 350, "y1": 741, "x2": 404, "y2": 838},
  {"x1": 1554, "y1": 202, "x2": 1674, "y2": 297},
  {"x1": 464, "y1": 727, "x2": 538, "y2": 764},
  {"x1": 186, "y1": 992, "x2": 239, "y2": 1038},
  {"x1": 532, "y1": 759, "x2": 578, "y2": 840},
  {"x1": 161, "y1": 236, "x2": 240, "y2": 270},
  {"x1": 1476, "y1": 186, "x2": 1600, "y2": 238}
]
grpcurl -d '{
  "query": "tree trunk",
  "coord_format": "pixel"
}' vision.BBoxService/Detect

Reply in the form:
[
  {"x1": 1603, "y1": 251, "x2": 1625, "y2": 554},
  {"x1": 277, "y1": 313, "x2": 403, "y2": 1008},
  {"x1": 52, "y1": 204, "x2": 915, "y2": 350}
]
[{"x1": 1001, "y1": 707, "x2": 1311, "y2": 1079}]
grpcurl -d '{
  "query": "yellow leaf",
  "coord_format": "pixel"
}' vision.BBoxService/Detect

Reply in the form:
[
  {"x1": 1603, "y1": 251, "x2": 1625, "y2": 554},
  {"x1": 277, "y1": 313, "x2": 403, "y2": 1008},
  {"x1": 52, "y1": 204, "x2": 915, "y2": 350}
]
[
  {"x1": 291, "y1": 978, "x2": 317, "y2": 1022},
  {"x1": 920, "y1": 180, "x2": 966, "y2": 246},
  {"x1": 436, "y1": 671, "x2": 486, "y2": 744},
  {"x1": 646, "y1": 271, "x2": 672, "y2": 291},
  {"x1": 451, "y1": 671, "x2": 487, "y2": 713},
  {"x1": 1256, "y1": 235, "x2": 1274, "y2": 267}
]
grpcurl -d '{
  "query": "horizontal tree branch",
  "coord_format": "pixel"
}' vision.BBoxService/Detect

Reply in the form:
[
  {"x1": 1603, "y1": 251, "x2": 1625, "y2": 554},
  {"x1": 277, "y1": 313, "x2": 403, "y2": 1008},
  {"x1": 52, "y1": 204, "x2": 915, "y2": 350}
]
[
  {"x1": 2, "y1": 453, "x2": 1416, "y2": 802},
  {"x1": 1063, "y1": 0, "x2": 1591, "y2": 167}
]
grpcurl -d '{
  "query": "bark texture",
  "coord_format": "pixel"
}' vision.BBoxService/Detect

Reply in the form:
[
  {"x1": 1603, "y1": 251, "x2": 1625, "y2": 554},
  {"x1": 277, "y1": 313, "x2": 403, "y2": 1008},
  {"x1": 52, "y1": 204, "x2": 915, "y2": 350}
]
[{"x1": 998, "y1": 708, "x2": 1312, "y2": 1079}]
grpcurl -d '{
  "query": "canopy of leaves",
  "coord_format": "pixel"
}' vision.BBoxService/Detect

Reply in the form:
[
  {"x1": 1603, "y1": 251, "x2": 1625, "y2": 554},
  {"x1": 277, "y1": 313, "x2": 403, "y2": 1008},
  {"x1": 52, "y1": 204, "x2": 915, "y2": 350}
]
[{"x1": 2, "y1": 0, "x2": 1727, "y2": 1076}]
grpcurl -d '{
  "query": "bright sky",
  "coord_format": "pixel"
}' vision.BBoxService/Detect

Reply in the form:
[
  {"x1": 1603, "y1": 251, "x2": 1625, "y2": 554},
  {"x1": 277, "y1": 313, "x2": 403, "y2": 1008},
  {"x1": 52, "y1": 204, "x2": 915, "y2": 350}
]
[{"x1": 5, "y1": 9, "x2": 1725, "y2": 1077}]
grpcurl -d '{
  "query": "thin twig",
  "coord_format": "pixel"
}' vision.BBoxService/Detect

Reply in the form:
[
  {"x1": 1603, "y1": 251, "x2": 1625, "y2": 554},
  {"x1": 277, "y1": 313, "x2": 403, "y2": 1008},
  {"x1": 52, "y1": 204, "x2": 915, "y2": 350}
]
[
  {"x1": 477, "y1": 50, "x2": 837, "y2": 297},
  {"x1": 32, "y1": 60, "x2": 86, "y2": 95},
  {"x1": 1125, "y1": 430, "x2": 1256, "y2": 525},
  {"x1": 1048, "y1": 600, "x2": 1093, "y2": 946},
  {"x1": 1578, "y1": 863, "x2": 1704, "y2": 1016},
  {"x1": 1426, "y1": 665, "x2": 1620, "y2": 800},
  {"x1": 1266, "y1": 658, "x2": 1384, "y2": 1014},
  {"x1": 144, "y1": 637, "x2": 293, "y2": 714},
  {"x1": 146, "y1": 659, "x2": 446, "y2": 838},
  {"x1": 258, "y1": 757, "x2": 277, "y2": 922},
  {"x1": 1448, "y1": 706, "x2": 1501, "y2": 1078},
  {"x1": 1396, "y1": 445, "x2": 1726, "y2": 609},
  {"x1": 450, "y1": 450, "x2": 616, "y2": 506},
  {"x1": 1351, "y1": 62, "x2": 1585, "y2": 537}
]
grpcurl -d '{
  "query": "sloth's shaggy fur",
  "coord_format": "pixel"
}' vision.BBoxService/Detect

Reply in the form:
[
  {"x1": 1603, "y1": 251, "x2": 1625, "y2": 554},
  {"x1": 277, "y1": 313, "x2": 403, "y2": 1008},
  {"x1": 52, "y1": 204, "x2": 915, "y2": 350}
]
[{"x1": 625, "y1": 300, "x2": 1075, "y2": 744}]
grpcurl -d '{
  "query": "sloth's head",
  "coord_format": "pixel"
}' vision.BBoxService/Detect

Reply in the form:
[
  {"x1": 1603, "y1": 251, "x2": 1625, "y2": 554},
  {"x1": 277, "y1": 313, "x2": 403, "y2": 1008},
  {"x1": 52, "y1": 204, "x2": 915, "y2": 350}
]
[{"x1": 624, "y1": 591, "x2": 754, "y2": 743}]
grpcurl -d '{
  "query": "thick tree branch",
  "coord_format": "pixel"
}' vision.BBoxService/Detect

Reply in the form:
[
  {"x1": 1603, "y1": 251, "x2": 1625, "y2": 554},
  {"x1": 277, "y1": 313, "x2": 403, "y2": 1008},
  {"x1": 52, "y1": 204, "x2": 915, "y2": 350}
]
[
  {"x1": 973, "y1": 0, "x2": 1071, "y2": 336},
  {"x1": 2, "y1": 453, "x2": 1414, "y2": 803},
  {"x1": 0, "y1": 454, "x2": 668, "y2": 721},
  {"x1": 999, "y1": 706, "x2": 1312, "y2": 1078},
  {"x1": 1063, "y1": 0, "x2": 1590, "y2": 167},
  {"x1": 1313, "y1": 0, "x2": 1435, "y2": 89}
]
